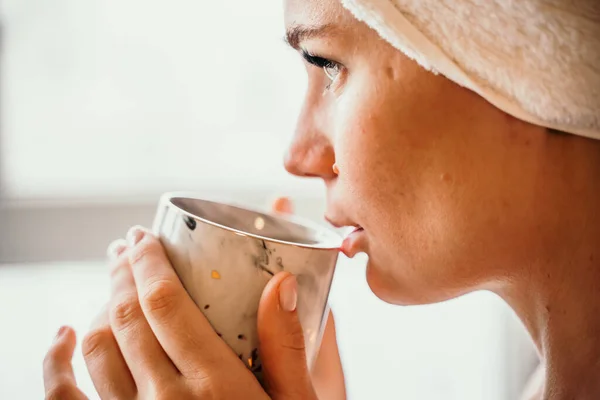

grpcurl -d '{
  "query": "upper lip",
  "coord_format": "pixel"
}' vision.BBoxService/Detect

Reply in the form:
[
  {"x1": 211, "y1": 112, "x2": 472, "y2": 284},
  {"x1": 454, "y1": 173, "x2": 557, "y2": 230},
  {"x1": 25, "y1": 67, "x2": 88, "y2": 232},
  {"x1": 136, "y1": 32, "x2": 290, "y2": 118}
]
[{"x1": 325, "y1": 215, "x2": 361, "y2": 229}]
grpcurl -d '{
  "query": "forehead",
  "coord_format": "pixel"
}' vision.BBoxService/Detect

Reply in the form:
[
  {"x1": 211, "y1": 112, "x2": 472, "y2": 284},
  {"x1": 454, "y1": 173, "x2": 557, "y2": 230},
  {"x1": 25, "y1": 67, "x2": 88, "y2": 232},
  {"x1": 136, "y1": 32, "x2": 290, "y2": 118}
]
[{"x1": 283, "y1": 0, "x2": 355, "y2": 28}]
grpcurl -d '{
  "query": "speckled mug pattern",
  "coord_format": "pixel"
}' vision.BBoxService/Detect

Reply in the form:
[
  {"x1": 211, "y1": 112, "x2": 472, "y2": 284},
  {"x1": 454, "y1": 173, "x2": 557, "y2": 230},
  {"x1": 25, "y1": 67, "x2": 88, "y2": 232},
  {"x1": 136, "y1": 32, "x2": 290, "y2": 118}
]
[{"x1": 152, "y1": 194, "x2": 340, "y2": 384}]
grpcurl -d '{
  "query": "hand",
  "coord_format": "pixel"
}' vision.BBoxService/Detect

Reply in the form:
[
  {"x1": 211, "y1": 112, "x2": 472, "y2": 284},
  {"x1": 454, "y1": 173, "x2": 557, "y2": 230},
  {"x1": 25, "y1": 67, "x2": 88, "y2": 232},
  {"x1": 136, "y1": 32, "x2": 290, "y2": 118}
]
[
  {"x1": 43, "y1": 199, "x2": 319, "y2": 400},
  {"x1": 272, "y1": 198, "x2": 346, "y2": 400}
]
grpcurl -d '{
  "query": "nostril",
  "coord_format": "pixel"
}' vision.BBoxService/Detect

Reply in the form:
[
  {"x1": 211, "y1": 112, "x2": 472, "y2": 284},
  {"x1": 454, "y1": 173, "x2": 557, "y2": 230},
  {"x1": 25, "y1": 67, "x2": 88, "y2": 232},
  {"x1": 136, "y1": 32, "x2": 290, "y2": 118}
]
[{"x1": 284, "y1": 152, "x2": 327, "y2": 178}]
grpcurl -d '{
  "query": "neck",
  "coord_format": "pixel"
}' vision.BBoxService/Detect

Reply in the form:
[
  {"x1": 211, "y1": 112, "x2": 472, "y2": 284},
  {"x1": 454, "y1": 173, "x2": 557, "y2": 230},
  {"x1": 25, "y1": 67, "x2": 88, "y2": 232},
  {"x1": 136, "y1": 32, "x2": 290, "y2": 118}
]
[
  {"x1": 497, "y1": 204, "x2": 600, "y2": 399},
  {"x1": 501, "y1": 272, "x2": 600, "y2": 398},
  {"x1": 491, "y1": 131, "x2": 600, "y2": 399}
]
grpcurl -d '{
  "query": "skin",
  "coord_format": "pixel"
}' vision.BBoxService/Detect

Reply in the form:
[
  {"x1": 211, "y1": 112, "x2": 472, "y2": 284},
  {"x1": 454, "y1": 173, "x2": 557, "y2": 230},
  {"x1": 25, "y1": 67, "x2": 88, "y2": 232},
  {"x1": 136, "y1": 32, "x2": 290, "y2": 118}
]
[
  {"x1": 43, "y1": 0, "x2": 600, "y2": 399},
  {"x1": 43, "y1": 207, "x2": 344, "y2": 400},
  {"x1": 283, "y1": 0, "x2": 600, "y2": 398}
]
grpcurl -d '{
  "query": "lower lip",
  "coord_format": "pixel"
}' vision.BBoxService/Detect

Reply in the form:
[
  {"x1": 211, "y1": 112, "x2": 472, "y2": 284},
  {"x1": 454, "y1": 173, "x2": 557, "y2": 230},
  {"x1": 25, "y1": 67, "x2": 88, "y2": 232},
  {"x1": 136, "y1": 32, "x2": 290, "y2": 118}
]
[{"x1": 341, "y1": 227, "x2": 365, "y2": 257}]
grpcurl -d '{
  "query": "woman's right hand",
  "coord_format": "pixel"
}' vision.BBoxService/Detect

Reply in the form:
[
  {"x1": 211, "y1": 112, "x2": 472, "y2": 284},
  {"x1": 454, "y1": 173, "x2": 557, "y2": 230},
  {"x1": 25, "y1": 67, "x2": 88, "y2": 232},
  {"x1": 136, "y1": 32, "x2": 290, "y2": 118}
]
[{"x1": 271, "y1": 197, "x2": 347, "y2": 400}]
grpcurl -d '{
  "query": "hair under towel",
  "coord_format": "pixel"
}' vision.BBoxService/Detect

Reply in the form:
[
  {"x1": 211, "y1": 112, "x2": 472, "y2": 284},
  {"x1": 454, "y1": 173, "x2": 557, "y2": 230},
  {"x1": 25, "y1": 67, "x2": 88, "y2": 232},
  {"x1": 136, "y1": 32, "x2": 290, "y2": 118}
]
[{"x1": 341, "y1": 0, "x2": 600, "y2": 140}]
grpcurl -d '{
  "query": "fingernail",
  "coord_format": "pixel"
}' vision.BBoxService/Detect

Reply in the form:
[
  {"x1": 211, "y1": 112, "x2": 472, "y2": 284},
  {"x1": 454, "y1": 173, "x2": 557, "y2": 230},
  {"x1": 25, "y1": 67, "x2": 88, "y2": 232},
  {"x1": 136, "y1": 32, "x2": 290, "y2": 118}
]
[
  {"x1": 279, "y1": 275, "x2": 297, "y2": 312},
  {"x1": 127, "y1": 227, "x2": 145, "y2": 247},
  {"x1": 54, "y1": 326, "x2": 68, "y2": 343},
  {"x1": 107, "y1": 239, "x2": 127, "y2": 260},
  {"x1": 272, "y1": 197, "x2": 293, "y2": 214}
]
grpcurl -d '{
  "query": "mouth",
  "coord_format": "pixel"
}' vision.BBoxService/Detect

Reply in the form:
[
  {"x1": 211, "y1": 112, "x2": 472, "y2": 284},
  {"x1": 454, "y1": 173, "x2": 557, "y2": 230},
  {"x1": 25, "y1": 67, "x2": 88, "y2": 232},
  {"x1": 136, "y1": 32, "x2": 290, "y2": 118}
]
[
  {"x1": 325, "y1": 216, "x2": 351, "y2": 229},
  {"x1": 325, "y1": 216, "x2": 366, "y2": 257},
  {"x1": 340, "y1": 226, "x2": 366, "y2": 258}
]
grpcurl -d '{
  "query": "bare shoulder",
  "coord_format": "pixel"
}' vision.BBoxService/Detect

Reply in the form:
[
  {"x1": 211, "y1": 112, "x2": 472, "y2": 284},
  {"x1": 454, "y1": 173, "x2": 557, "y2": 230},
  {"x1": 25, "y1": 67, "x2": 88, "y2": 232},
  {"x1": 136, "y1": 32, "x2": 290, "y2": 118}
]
[{"x1": 521, "y1": 364, "x2": 545, "y2": 400}]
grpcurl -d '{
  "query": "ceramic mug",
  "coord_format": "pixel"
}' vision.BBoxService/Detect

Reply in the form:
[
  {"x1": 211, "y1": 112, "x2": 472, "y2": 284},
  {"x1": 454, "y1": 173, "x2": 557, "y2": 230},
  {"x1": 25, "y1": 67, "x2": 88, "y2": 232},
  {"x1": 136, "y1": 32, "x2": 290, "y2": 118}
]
[{"x1": 151, "y1": 192, "x2": 341, "y2": 383}]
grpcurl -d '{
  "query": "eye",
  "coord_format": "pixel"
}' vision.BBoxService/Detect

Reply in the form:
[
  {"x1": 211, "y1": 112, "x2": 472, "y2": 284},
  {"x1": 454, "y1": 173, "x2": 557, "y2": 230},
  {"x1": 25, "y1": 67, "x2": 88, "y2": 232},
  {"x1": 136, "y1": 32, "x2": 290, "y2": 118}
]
[
  {"x1": 323, "y1": 63, "x2": 340, "y2": 82},
  {"x1": 301, "y1": 50, "x2": 343, "y2": 88}
]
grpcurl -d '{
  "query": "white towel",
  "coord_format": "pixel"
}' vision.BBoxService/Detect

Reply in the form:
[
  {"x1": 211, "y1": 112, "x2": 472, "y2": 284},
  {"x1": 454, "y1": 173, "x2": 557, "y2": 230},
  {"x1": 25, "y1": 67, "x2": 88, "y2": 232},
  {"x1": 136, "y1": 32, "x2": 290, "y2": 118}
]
[{"x1": 341, "y1": 0, "x2": 600, "y2": 140}]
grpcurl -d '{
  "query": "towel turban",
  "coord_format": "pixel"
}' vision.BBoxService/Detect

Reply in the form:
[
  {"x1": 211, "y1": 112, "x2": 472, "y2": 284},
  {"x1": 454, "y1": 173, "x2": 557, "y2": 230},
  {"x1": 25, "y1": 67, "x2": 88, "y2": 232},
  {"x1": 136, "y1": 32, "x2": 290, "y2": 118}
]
[{"x1": 342, "y1": 0, "x2": 600, "y2": 140}]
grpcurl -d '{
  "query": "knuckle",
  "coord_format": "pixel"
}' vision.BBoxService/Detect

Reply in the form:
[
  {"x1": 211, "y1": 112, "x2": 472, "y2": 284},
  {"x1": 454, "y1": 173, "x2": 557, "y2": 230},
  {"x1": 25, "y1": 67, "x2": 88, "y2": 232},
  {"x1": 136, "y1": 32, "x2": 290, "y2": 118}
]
[
  {"x1": 141, "y1": 279, "x2": 180, "y2": 319},
  {"x1": 155, "y1": 393, "x2": 189, "y2": 400},
  {"x1": 184, "y1": 379, "x2": 216, "y2": 400},
  {"x1": 45, "y1": 382, "x2": 77, "y2": 400},
  {"x1": 81, "y1": 326, "x2": 113, "y2": 360},
  {"x1": 197, "y1": 388, "x2": 216, "y2": 400},
  {"x1": 128, "y1": 235, "x2": 162, "y2": 265},
  {"x1": 282, "y1": 329, "x2": 306, "y2": 352},
  {"x1": 151, "y1": 383, "x2": 212, "y2": 400},
  {"x1": 110, "y1": 295, "x2": 143, "y2": 331}
]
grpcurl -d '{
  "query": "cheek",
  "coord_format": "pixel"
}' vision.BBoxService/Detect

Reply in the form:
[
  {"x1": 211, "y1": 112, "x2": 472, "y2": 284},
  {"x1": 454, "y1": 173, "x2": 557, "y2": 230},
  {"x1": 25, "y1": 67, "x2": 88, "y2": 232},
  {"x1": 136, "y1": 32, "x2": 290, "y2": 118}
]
[
  {"x1": 331, "y1": 66, "x2": 537, "y2": 303},
  {"x1": 334, "y1": 71, "x2": 435, "y2": 235}
]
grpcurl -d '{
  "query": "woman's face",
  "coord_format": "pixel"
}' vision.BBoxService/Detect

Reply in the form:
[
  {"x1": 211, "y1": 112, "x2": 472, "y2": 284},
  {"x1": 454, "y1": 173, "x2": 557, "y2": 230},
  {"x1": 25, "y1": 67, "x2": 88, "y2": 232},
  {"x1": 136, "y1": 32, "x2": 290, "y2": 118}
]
[{"x1": 283, "y1": 0, "x2": 557, "y2": 305}]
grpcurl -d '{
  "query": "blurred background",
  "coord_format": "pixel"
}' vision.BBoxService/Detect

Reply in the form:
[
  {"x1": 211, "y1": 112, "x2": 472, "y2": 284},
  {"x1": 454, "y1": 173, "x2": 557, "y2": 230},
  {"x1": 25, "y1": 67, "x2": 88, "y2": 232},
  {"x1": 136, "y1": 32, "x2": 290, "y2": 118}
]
[{"x1": 0, "y1": 1, "x2": 538, "y2": 399}]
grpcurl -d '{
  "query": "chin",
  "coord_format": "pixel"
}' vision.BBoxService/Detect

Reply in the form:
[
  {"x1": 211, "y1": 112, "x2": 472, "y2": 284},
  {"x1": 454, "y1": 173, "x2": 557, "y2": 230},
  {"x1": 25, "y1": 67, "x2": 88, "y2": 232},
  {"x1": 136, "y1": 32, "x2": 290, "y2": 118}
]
[{"x1": 365, "y1": 259, "x2": 456, "y2": 306}]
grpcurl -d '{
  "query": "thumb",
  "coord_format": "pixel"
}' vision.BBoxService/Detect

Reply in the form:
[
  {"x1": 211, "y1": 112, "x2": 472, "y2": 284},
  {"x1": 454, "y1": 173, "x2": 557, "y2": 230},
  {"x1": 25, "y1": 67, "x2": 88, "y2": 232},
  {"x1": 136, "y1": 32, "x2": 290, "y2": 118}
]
[{"x1": 258, "y1": 272, "x2": 318, "y2": 400}]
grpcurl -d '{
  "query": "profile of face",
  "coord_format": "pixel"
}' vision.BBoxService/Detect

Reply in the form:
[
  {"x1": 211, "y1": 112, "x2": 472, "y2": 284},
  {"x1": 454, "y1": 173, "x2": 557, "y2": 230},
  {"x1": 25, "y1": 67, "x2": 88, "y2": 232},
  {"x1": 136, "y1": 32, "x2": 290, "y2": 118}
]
[{"x1": 283, "y1": 0, "x2": 583, "y2": 305}]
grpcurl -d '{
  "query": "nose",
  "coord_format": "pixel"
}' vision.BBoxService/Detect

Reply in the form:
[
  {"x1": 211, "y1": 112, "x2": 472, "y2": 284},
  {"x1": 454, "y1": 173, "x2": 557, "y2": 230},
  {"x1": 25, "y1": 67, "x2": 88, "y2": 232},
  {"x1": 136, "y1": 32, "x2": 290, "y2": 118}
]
[
  {"x1": 284, "y1": 133, "x2": 336, "y2": 179},
  {"x1": 284, "y1": 100, "x2": 336, "y2": 180}
]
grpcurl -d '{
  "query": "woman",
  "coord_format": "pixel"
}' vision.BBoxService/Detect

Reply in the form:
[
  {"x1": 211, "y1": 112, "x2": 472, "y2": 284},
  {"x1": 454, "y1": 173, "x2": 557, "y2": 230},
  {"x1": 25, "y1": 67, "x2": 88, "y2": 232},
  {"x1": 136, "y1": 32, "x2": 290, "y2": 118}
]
[{"x1": 43, "y1": 0, "x2": 600, "y2": 399}]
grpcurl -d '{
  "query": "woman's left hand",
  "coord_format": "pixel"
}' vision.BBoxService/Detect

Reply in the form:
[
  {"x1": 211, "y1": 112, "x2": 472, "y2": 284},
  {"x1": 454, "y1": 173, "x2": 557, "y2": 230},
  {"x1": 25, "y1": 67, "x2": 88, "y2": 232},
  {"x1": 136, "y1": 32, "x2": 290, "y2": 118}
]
[{"x1": 43, "y1": 226, "x2": 318, "y2": 400}]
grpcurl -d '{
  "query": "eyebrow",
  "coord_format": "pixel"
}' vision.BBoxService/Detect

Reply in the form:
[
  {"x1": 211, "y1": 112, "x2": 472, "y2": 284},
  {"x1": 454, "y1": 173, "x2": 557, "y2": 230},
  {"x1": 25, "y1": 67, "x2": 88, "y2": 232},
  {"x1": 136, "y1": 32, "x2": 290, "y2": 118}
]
[{"x1": 284, "y1": 24, "x2": 337, "y2": 49}]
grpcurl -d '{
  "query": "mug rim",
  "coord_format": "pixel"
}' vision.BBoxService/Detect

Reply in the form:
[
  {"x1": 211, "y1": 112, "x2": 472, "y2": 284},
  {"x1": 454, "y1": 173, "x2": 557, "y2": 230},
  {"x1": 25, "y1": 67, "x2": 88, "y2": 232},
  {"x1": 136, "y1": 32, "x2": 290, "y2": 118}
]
[{"x1": 159, "y1": 191, "x2": 342, "y2": 251}]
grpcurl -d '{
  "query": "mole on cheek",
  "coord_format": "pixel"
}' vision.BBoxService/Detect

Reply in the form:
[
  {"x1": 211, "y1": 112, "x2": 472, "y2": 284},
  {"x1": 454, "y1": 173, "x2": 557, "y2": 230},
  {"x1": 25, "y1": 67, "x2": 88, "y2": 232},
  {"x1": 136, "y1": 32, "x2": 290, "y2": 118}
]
[
  {"x1": 384, "y1": 66, "x2": 400, "y2": 82},
  {"x1": 385, "y1": 67, "x2": 394, "y2": 79},
  {"x1": 440, "y1": 173, "x2": 453, "y2": 183}
]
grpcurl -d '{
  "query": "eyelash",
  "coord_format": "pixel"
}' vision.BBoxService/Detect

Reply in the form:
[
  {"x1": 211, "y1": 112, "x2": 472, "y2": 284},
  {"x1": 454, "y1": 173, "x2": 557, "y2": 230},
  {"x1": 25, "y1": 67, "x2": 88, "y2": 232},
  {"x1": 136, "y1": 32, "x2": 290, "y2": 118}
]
[{"x1": 300, "y1": 50, "x2": 342, "y2": 89}]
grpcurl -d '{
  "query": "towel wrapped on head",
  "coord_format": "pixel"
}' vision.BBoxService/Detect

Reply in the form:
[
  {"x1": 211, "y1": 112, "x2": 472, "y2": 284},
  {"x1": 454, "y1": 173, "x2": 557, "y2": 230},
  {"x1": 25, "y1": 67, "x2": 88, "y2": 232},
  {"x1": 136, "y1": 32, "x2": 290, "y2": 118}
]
[{"x1": 342, "y1": 0, "x2": 600, "y2": 140}]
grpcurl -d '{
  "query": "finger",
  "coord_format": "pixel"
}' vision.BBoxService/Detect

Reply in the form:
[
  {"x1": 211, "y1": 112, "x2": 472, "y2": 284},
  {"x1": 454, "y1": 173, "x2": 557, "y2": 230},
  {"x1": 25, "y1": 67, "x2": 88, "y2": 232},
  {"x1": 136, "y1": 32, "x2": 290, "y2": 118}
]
[
  {"x1": 126, "y1": 227, "x2": 233, "y2": 375},
  {"x1": 82, "y1": 305, "x2": 137, "y2": 399},
  {"x1": 107, "y1": 239, "x2": 128, "y2": 261},
  {"x1": 271, "y1": 197, "x2": 294, "y2": 214},
  {"x1": 257, "y1": 272, "x2": 318, "y2": 400},
  {"x1": 108, "y1": 239, "x2": 178, "y2": 389},
  {"x1": 43, "y1": 326, "x2": 87, "y2": 400},
  {"x1": 310, "y1": 312, "x2": 347, "y2": 400}
]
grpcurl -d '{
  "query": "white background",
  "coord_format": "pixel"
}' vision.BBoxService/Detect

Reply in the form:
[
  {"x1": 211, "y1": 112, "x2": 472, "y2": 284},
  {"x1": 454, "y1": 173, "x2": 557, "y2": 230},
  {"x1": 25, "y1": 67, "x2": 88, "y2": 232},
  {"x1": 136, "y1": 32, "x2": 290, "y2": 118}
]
[
  {"x1": 2, "y1": 0, "x2": 315, "y2": 198},
  {"x1": 0, "y1": 258, "x2": 534, "y2": 400}
]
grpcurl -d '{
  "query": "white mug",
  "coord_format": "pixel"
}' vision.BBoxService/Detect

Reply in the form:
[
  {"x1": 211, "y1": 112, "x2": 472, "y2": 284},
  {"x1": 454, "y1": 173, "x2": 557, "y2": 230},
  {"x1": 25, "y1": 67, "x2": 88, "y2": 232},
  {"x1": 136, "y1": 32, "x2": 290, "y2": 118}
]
[{"x1": 152, "y1": 192, "x2": 341, "y2": 384}]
